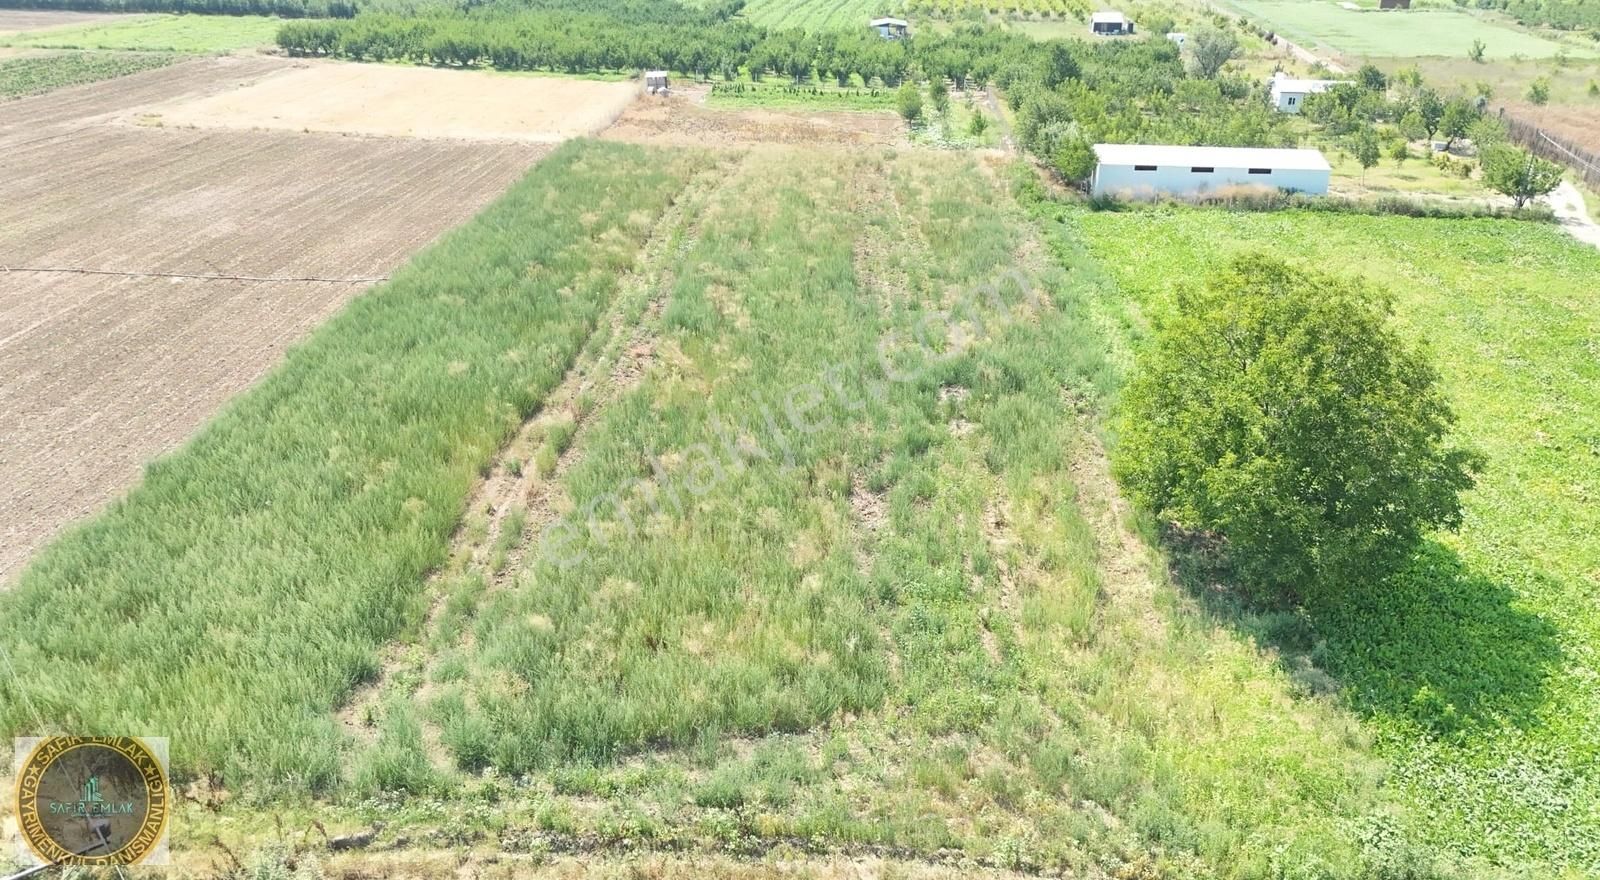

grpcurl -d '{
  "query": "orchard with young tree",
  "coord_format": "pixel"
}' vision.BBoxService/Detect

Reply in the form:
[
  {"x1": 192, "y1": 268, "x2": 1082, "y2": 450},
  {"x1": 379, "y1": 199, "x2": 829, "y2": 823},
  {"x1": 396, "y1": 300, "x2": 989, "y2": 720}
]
[
  {"x1": 1481, "y1": 145, "x2": 1564, "y2": 207},
  {"x1": 1114, "y1": 255, "x2": 1483, "y2": 600}
]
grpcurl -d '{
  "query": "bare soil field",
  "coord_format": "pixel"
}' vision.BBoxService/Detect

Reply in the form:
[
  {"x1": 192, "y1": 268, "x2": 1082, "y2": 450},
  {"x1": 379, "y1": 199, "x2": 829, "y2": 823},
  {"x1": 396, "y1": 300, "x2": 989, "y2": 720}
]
[
  {"x1": 0, "y1": 56, "x2": 552, "y2": 584},
  {"x1": 601, "y1": 87, "x2": 904, "y2": 147},
  {"x1": 1501, "y1": 101, "x2": 1600, "y2": 156},
  {"x1": 151, "y1": 61, "x2": 641, "y2": 141},
  {"x1": 0, "y1": 9, "x2": 135, "y2": 35}
]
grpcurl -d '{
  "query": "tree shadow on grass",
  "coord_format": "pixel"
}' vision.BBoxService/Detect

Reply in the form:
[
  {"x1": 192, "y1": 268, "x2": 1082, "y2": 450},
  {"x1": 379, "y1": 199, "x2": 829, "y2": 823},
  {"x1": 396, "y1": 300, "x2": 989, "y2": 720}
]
[{"x1": 1168, "y1": 531, "x2": 1563, "y2": 739}]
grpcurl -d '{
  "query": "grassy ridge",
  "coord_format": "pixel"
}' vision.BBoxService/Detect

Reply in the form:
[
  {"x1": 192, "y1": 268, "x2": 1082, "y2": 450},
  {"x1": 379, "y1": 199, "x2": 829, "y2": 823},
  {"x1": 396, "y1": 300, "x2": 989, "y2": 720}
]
[
  {"x1": 0, "y1": 141, "x2": 705, "y2": 791},
  {"x1": 1068, "y1": 205, "x2": 1600, "y2": 871},
  {"x1": 0, "y1": 49, "x2": 172, "y2": 96}
]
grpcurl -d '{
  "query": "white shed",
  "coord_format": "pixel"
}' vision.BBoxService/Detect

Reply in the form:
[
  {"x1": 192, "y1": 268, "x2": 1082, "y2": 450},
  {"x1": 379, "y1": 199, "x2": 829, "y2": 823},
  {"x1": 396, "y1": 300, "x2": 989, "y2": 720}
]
[
  {"x1": 1089, "y1": 144, "x2": 1331, "y2": 199},
  {"x1": 1089, "y1": 11, "x2": 1132, "y2": 35},
  {"x1": 644, "y1": 70, "x2": 669, "y2": 94},
  {"x1": 1268, "y1": 72, "x2": 1352, "y2": 113},
  {"x1": 1166, "y1": 31, "x2": 1188, "y2": 47},
  {"x1": 870, "y1": 16, "x2": 909, "y2": 38}
]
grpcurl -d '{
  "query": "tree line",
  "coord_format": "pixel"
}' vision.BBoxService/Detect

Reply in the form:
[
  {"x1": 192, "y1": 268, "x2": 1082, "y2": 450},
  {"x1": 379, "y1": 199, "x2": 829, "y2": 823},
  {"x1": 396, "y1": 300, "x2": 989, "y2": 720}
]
[
  {"x1": 0, "y1": 0, "x2": 353, "y2": 16},
  {"x1": 277, "y1": 14, "x2": 1034, "y2": 86}
]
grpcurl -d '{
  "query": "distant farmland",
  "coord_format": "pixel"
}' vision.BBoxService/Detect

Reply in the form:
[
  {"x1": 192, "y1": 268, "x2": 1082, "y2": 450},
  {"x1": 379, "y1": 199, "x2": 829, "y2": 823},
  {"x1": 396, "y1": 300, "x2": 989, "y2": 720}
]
[{"x1": 1216, "y1": 0, "x2": 1595, "y2": 58}]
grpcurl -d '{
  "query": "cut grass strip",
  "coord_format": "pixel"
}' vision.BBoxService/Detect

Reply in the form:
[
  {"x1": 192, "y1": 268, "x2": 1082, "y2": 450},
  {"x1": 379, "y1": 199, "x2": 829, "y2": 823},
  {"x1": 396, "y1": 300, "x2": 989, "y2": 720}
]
[{"x1": 0, "y1": 140, "x2": 707, "y2": 792}]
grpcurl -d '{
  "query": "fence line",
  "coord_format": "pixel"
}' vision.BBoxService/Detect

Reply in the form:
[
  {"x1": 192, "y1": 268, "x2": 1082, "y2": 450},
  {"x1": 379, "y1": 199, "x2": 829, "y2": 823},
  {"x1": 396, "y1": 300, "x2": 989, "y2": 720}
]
[{"x1": 1498, "y1": 108, "x2": 1600, "y2": 190}]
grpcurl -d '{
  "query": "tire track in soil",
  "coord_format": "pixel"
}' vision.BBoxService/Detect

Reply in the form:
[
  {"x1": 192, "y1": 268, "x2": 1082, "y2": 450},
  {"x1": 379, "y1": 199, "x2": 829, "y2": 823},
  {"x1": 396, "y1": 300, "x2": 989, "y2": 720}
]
[
  {"x1": 337, "y1": 155, "x2": 744, "y2": 772},
  {"x1": 844, "y1": 152, "x2": 908, "y2": 685}
]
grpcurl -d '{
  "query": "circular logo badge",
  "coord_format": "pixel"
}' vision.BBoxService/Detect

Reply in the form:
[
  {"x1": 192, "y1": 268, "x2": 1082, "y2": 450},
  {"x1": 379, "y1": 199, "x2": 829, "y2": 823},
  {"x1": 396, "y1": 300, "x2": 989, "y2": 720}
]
[{"x1": 14, "y1": 737, "x2": 169, "y2": 866}]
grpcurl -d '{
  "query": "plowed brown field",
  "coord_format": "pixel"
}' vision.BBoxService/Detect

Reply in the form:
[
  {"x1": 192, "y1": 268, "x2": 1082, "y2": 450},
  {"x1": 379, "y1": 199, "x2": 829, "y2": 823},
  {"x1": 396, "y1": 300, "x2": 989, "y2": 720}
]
[
  {"x1": 0, "y1": 56, "x2": 555, "y2": 584},
  {"x1": 601, "y1": 87, "x2": 904, "y2": 147},
  {"x1": 0, "y1": 9, "x2": 132, "y2": 35}
]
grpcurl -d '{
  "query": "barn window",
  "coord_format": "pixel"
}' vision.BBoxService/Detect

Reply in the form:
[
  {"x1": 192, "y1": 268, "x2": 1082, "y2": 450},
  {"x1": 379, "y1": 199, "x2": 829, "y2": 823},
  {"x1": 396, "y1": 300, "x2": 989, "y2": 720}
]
[
  {"x1": 1287, "y1": 96, "x2": 1298, "y2": 106},
  {"x1": 1134, "y1": 164, "x2": 1157, "y2": 171},
  {"x1": 1248, "y1": 168, "x2": 1272, "y2": 174},
  {"x1": 1191, "y1": 166, "x2": 1214, "y2": 173}
]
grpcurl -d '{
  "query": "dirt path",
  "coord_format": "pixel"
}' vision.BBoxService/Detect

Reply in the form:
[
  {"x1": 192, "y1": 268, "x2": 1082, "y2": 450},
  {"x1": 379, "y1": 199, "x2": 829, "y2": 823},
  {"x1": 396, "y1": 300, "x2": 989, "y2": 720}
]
[{"x1": 1547, "y1": 180, "x2": 1600, "y2": 250}]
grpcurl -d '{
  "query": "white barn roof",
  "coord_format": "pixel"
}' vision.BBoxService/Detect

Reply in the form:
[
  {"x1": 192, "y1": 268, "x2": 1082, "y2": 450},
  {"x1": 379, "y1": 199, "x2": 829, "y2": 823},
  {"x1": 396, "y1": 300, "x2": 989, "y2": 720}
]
[
  {"x1": 1271, "y1": 75, "x2": 1350, "y2": 94},
  {"x1": 870, "y1": 16, "x2": 908, "y2": 26},
  {"x1": 1093, "y1": 144, "x2": 1331, "y2": 172},
  {"x1": 1090, "y1": 10, "x2": 1127, "y2": 23}
]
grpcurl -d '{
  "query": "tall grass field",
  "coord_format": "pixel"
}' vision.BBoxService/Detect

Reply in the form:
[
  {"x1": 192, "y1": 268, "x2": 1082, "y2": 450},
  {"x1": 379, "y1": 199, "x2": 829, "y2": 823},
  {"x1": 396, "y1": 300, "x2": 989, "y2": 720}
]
[{"x1": 0, "y1": 140, "x2": 706, "y2": 791}]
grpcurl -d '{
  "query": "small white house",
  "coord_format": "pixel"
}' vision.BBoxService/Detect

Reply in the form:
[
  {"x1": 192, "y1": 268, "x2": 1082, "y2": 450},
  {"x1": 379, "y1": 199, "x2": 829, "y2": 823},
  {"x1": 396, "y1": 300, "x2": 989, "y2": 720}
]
[
  {"x1": 1166, "y1": 31, "x2": 1188, "y2": 47},
  {"x1": 644, "y1": 70, "x2": 669, "y2": 94},
  {"x1": 870, "y1": 16, "x2": 909, "y2": 38},
  {"x1": 1089, "y1": 11, "x2": 1133, "y2": 35},
  {"x1": 1089, "y1": 144, "x2": 1331, "y2": 199},
  {"x1": 1269, "y1": 71, "x2": 1352, "y2": 113}
]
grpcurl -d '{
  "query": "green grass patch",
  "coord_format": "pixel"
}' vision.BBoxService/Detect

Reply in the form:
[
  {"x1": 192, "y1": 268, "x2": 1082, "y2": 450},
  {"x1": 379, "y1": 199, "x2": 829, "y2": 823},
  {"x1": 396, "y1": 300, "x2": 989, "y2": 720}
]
[
  {"x1": 0, "y1": 49, "x2": 172, "y2": 97},
  {"x1": 0, "y1": 140, "x2": 707, "y2": 791},
  {"x1": 1216, "y1": 0, "x2": 1596, "y2": 59},
  {"x1": 1, "y1": 13, "x2": 289, "y2": 52},
  {"x1": 1068, "y1": 204, "x2": 1600, "y2": 871},
  {"x1": 739, "y1": 0, "x2": 894, "y2": 30}
]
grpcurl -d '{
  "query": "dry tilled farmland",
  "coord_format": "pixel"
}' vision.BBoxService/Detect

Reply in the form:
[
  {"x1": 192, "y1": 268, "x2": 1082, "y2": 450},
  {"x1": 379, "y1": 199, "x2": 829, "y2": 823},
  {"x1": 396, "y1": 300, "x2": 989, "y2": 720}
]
[{"x1": 0, "y1": 44, "x2": 646, "y2": 583}]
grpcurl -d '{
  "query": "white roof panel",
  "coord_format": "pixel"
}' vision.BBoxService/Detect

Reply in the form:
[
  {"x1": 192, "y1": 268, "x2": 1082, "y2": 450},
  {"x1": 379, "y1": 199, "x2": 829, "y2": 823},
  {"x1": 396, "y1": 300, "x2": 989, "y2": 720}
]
[
  {"x1": 1090, "y1": 10, "x2": 1127, "y2": 22},
  {"x1": 1273, "y1": 77, "x2": 1350, "y2": 93},
  {"x1": 1092, "y1": 143, "x2": 1331, "y2": 171},
  {"x1": 870, "y1": 16, "x2": 908, "y2": 26}
]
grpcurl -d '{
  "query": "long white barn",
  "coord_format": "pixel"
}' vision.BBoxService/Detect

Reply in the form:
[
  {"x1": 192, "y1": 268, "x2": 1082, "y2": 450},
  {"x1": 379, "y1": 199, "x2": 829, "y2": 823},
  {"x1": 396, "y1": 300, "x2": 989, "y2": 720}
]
[{"x1": 1089, "y1": 144, "x2": 1331, "y2": 199}]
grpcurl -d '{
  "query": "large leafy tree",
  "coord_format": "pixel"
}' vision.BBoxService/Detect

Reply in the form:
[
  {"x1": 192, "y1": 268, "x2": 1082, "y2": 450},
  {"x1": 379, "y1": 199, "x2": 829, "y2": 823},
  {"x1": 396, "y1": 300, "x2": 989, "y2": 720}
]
[
  {"x1": 1481, "y1": 145, "x2": 1564, "y2": 208},
  {"x1": 1189, "y1": 25, "x2": 1240, "y2": 79},
  {"x1": 1114, "y1": 256, "x2": 1482, "y2": 598}
]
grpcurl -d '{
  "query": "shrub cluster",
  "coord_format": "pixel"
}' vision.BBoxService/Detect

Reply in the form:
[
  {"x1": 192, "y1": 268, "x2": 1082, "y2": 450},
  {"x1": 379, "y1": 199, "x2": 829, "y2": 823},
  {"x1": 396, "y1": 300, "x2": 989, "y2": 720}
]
[{"x1": 1089, "y1": 187, "x2": 1557, "y2": 221}]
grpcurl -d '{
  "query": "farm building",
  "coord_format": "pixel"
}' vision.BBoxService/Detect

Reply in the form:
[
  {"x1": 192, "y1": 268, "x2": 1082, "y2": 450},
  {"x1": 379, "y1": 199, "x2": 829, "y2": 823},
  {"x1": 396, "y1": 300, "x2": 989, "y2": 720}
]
[
  {"x1": 1379, "y1": 0, "x2": 1411, "y2": 8},
  {"x1": 1089, "y1": 11, "x2": 1133, "y2": 35},
  {"x1": 644, "y1": 70, "x2": 669, "y2": 94},
  {"x1": 870, "y1": 16, "x2": 909, "y2": 38},
  {"x1": 1269, "y1": 71, "x2": 1352, "y2": 113},
  {"x1": 1089, "y1": 144, "x2": 1331, "y2": 199},
  {"x1": 1166, "y1": 31, "x2": 1188, "y2": 47}
]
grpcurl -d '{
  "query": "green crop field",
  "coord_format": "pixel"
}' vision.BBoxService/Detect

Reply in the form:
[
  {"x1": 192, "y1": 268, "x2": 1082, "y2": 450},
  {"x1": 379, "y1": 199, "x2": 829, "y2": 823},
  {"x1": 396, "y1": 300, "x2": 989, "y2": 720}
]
[
  {"x1": 0, "y1": 49, "x2": 172, "y2": 97},
  {"x1": 1066, "y1": 205, "x2": 1600, "y2": 871},
  {"x1": 740, "y1": 0, "x2": 894, "y2": 31},
  {"x1": 0, "y1": 14, "x2": 287, "y2": 52},
  {"x1": 1216, "y1": 0, "x2": 1596, "y2": 58}
]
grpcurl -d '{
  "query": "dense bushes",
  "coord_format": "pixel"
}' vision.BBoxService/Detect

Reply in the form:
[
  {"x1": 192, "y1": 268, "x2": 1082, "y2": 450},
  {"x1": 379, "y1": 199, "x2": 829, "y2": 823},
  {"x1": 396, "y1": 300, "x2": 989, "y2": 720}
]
[
  {"x1": 1468, "y1": 0, "x2": 1600, "y2": 33},
  {"x1": 1114, "y1": 255, "x2": 1484, "y2": 598}
]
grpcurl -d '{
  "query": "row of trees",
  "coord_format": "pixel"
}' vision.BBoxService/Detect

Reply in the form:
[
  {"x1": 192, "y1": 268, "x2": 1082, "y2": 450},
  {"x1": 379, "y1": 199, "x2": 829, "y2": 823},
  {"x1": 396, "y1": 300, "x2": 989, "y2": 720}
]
[
  {"x1": 1466, "y1": 0, "x2": 1600, "y2": 34},
  {"x1": 1002, "y1": 37, "x2": 1294, "y2": 183},
  {"x1": 278, "y1": 14, "x2": 1035, "y2": 85},
  {"x1": 0, "y1": 0, "x2": 352, "y2": 16}
]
